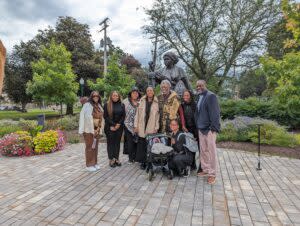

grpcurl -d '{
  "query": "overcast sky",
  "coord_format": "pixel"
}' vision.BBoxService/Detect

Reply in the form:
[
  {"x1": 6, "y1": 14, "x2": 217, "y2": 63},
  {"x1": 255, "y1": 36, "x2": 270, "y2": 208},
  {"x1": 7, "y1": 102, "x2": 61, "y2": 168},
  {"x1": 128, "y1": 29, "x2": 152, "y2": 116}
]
[{"x1": 0, "y1": 0, "x2": 155, "y2": 65}]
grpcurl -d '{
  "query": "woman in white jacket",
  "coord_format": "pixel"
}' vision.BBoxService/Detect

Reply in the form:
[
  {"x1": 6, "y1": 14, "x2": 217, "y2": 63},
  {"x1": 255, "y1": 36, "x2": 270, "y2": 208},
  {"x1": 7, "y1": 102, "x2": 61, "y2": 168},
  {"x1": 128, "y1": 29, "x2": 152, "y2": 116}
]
[{"x1": 79, "y1": 91, "x2": 103, "y2": 172}]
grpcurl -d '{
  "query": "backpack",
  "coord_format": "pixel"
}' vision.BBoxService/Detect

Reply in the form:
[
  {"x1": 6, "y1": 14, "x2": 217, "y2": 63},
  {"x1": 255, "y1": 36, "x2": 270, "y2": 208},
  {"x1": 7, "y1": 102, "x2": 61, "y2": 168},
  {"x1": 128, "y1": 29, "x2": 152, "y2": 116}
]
[{"x1": 178, "y1": 132, "x2": 199, "y2": 153}]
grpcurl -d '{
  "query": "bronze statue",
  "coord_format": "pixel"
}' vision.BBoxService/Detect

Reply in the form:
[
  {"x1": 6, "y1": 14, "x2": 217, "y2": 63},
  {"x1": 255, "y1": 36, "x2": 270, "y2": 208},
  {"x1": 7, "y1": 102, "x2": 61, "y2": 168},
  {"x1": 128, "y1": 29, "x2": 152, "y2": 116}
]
[{"x1": 148, "y1": 52, "x2": 192, "y2": 97}]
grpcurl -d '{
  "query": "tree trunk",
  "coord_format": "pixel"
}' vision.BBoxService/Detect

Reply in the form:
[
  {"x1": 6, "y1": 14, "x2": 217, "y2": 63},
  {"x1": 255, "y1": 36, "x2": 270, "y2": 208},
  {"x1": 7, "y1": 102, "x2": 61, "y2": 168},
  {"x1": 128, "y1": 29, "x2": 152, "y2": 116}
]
[
  {"x1": 66, "y1": 103, "x2": 73, "y2": 115},
  {"x1": 21, "y1": 102, "x2": 27, "y2": 112}
]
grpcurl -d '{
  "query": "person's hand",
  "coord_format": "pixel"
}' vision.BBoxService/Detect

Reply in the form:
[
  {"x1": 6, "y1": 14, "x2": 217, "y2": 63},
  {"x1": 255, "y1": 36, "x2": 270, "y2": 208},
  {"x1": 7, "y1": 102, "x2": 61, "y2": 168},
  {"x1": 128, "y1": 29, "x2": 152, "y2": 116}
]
[
  {"x1": 134, "y1": 127, "x2": 138, "y2": 133},
  {"x1": 110, "y1": 126, "x2": 116, "y2": 131},
  {"x1": 182, "y1": 127, "x2": 188, "y2": 133},
  {"x1": 171, "y1": 138, "x2": 175, "y2": 145}
]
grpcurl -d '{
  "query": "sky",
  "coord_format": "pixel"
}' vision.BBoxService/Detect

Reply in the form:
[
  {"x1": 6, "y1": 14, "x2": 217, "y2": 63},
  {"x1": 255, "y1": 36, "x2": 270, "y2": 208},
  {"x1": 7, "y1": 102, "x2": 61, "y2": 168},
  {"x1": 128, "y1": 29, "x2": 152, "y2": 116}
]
[{"x1": 0, "y1": 0, "x2": 155, "y2": 65}]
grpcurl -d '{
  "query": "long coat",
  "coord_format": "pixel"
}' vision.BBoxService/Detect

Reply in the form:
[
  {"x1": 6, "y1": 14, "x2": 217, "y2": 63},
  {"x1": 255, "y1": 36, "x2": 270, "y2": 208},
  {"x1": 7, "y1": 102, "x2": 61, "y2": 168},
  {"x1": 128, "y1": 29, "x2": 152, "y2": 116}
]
[
  {"x1": 134, "y1": 96, "x2": 160, "y2": 138},
  {"x1": 157, "y1": 91, "x2": 181, "y2": 134}
]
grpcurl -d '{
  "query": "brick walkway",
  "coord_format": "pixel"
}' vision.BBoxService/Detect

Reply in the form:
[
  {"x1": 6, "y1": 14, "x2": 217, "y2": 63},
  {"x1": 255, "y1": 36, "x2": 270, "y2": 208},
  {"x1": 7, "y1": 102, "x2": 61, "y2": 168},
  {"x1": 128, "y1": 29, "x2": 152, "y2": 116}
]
[{"x1": 0, "y1": 143, "x2": 300, "y2": 226}]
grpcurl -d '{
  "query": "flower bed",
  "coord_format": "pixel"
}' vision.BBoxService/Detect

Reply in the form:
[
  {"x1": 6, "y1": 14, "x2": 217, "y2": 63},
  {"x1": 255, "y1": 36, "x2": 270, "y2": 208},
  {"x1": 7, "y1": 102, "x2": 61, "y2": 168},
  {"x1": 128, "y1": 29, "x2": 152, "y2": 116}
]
[{"x1": 0, "y1": 130, "x2": 66, "y2": 157}]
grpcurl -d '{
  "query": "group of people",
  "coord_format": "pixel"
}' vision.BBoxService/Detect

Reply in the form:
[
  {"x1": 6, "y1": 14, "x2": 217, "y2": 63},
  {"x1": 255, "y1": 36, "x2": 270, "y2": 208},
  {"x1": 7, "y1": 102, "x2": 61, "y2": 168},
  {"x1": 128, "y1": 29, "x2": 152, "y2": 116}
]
[{"x1": 79, "y1": 79, "x2": 220, "y2": 185}]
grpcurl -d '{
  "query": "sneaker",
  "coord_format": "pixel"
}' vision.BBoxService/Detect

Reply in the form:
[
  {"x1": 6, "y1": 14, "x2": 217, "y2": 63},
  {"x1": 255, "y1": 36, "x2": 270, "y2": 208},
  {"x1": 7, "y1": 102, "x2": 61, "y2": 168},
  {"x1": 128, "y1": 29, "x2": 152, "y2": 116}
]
[
  {"x1": 86, "y1": 166, "x2": 97, "y2": 172},
  {"x1": 94, "y1": 164, "x2": 100, "y2": 170},
  {"x1": 128, "y1": 160, "x2": 134, "y2": 165}
]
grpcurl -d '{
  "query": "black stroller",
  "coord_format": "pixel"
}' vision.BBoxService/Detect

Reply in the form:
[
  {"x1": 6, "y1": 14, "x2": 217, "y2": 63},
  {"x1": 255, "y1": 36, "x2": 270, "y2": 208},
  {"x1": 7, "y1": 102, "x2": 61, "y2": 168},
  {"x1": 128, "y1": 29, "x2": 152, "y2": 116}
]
[{"x1": 146, "y1": 134, "x2": 174, "y2": 181}]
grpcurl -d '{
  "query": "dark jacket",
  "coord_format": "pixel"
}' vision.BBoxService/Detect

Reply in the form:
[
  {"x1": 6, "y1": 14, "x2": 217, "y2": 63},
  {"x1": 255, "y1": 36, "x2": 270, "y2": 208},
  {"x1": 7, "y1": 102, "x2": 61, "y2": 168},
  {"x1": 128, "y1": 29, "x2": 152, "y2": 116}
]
[
  {"x1": 171, "y1": 131, "x2": 186, "y2": 154},
  {"x1": 103, "y1": 102, "x2": 125, "y2": 132},
  {"x1": 195, "y1": 90, "x2": 221, "y2": 134},
  {"x1": 181, "y1": 101, "x2": 197, "y2": 129}
]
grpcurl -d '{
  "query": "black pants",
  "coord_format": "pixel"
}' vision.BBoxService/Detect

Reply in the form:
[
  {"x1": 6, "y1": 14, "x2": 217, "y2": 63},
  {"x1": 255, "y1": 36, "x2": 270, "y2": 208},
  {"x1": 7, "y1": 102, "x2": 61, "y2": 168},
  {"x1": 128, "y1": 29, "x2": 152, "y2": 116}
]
[
  {"x1": 124, "y1": 127, "x2": 137, "y2": 161},
  {"x1": 105, "y1": 126, "x2": 123, "y2": 160},
  {"x1": 135, "y1": 137, "x2": 147, "y2": 163},
  {"x1": 168, "y1": 152, "x2": 193, "y2": 175}
]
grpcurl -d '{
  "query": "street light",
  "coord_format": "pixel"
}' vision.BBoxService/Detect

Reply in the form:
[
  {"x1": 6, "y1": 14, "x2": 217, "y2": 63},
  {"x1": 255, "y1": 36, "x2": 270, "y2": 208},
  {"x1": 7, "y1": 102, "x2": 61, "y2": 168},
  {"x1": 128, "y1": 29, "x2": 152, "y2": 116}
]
[{"x1": 79, "y1": 78, "x2": 84, "y2": 97}]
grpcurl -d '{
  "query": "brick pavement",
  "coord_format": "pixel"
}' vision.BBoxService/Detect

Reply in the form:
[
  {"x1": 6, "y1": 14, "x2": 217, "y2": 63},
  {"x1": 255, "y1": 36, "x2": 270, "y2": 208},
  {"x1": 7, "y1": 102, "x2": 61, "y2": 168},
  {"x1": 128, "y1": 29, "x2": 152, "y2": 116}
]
[{"x1": 0, "y1": 143, "x2": 300, "y2": 226}]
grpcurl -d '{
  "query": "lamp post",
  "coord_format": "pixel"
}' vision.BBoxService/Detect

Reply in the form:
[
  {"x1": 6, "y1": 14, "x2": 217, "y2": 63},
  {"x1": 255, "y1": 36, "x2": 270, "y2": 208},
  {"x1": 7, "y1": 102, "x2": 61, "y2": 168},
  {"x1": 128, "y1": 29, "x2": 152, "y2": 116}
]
[{"x1": 79, "y1": 78, "x2": 84, "y2": 97}]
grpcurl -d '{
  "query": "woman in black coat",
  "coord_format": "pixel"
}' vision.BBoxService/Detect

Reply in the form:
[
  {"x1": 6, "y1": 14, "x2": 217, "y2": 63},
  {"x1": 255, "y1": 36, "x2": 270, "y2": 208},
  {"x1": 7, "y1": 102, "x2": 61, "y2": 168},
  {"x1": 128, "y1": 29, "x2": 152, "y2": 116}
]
[
  {"x1": 178, "y1": 90, "x2": 202, "y2": 172},
  {"x1": 104, "y1": 91, "x2": 125, "y2": 167},
  {"x1": 168, "y1": 119, "x2": 194, "y2": 177}
]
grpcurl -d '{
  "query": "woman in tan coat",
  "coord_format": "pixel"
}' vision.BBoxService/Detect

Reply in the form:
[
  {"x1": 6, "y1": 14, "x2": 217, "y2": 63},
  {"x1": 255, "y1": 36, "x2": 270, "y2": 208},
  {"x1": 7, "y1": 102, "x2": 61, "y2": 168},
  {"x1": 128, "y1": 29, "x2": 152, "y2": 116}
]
[{"x1": 134, "y1": 86, "x2": 160, "y2": 169}]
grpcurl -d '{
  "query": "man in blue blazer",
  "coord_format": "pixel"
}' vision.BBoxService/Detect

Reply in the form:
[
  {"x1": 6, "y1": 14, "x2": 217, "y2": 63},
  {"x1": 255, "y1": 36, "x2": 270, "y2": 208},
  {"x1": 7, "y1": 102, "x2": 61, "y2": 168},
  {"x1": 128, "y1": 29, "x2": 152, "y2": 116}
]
[{"x1": 195, "y1": 80, "x2": 220, "y2": 185}]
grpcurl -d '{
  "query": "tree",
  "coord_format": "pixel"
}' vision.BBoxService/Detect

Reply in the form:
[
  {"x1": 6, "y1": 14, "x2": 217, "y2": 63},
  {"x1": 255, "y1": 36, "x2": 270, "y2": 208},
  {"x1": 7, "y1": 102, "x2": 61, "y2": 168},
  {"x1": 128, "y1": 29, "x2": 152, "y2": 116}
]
[
  {"x1": 143, "y1": 0, "x2": 280, "y2": 91},
  {"x1": 4, "y1": 40, "x2": 40, "y2": 110},
  {"x1": 266, "y1": 18, "x2": 298, "y2": 59},
  {"x1": 26, "y1": 40, "x2": 79, "y2": 114},
  {"x1": 36, "y1": 16, "x2": 101, "y2": 114},
  {"x1": 121, "y1": 55, "x2": 148, "y2": 92},
  {"x1": 260, "y1": 52, "x2": 300, "y2": 119},
  {"x1": 88, "y1": 53, "x2": 135, "y2": 99},
  {"x1": 282, "y1": 0, "x2": 300, "y2": 47},
  {"x1": 239, "y1": 69, "x2": 267, "y2": 99}
]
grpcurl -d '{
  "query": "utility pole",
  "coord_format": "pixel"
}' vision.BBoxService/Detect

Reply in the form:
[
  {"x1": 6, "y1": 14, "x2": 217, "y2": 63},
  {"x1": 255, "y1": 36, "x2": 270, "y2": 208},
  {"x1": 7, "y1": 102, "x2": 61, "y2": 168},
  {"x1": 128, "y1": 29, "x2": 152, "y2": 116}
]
[{"x1": 99, "y1": 17, "x2": 109, "y2": 76}]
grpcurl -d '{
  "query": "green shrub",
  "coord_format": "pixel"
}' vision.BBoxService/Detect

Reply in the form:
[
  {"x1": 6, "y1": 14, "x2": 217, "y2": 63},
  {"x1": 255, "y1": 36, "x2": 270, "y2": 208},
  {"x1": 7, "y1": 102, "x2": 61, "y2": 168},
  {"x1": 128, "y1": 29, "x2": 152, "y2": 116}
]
[
  {"x1": 33, "y1": 130, "x2": 58, "y2": 154},
  {"x1": 67, "y1": 134, "x2": 80, "y2": 144},
  {"x1": 0, "y1": 125, "x2": 22, "y2": 137},
  {"x1": 220, "y1": 97, "x2": 300, "y2": 129},
  {"x1": 218, "y1": 116, "x2": 300, "y2": 147},
  {"x1": 44, "y1": 115, "x2": 79, "y2": 131},
  {"x1": 18, "y1": 119, "x2": 43, "y2": 137}
]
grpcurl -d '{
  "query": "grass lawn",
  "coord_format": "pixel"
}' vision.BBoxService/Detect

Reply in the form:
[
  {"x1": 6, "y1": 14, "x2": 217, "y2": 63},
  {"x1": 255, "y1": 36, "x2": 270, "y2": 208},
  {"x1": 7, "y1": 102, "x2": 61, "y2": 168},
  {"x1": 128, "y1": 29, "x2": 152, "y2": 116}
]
[{"x1": 0, "y1": 108, "x2": 81, "y2": 120}]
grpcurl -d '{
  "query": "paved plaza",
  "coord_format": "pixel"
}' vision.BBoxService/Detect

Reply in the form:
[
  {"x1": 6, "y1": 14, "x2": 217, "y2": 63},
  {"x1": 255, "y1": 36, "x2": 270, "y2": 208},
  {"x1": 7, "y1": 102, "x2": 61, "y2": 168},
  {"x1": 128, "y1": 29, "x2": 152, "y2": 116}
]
[{"x1": 0, "y1": 143, "x2": 300, "y2": 226}]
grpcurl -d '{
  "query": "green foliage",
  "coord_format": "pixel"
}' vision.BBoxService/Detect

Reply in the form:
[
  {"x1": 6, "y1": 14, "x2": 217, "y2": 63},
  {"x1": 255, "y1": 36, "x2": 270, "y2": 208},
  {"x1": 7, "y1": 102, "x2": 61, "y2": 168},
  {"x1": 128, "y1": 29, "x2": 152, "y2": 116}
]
[
  {"x1": 260, "y1": 52, "x2": 300, "y2": 120},
  {"x1": 88, "y1": 53, "x2": 135, "y2": 98},
  {"x1": 239, "y1": 69, "x2": 267, "y2": 99},
  {"x1": 18, "y1": 119, "x2": 43, "y2": 137},
  {"x1": 67, "y1": 134, "x2": 80, "y2": 144},
  {"x1": 33, "y1": 130, "x2": 59, "y2": 154},
  {"x1": 27, "y1": 40, "x2": 79, "y2": 107},
  {"x1": 4, "y1": 40, "x2": 40, "y2": 109},
  {"x1": 266, "y1": 17, "x2": 298, "y2": 59},
  {"x1": 218, "y1": 117, "x2": 300, "y2": 147},
  {"x1": 44, "y1": 115, "x2": 79, "y2": 131},
  {"x1": 0, "y1": 125, "x2": 22, "y2": 138},
  {"x1": 220, "y1": 97, "x2": 300, "y2": 129}
]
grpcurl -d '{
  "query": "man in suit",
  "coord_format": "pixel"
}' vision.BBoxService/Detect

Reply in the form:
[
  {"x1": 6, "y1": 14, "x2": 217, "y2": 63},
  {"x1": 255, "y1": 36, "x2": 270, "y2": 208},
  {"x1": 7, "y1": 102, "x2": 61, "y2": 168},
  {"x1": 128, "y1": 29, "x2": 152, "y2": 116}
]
[{"x1": 195, "y1": 80, "x2": 220, "y2": 185}]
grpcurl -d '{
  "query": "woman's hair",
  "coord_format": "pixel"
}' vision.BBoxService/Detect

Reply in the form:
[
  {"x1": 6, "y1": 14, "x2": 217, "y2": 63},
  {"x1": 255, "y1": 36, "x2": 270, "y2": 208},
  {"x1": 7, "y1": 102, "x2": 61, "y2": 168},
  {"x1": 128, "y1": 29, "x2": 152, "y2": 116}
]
[
  {"x1": 160, "y1": 79, "x2": 171, "y2": 88},
  {"x1": 89, "y1": 91, "x2": 102, "y2": 106},
  {"x1": 107, "y1": 91, "x2": 122, "y2": 118},
  {"x1": 182, "y1": 89, "x2": 194, "y2": 103}
]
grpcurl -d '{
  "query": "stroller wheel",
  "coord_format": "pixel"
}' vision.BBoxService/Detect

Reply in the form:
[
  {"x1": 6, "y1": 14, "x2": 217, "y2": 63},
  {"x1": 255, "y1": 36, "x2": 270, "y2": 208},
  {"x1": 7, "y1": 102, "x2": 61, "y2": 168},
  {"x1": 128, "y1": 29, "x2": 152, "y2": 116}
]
[
  {"x1": 168, "y1": 170, "x2": 174, "y2": 180},
  {"x1": 148, "y1": 169, "x2": 154, "y2": 181}
]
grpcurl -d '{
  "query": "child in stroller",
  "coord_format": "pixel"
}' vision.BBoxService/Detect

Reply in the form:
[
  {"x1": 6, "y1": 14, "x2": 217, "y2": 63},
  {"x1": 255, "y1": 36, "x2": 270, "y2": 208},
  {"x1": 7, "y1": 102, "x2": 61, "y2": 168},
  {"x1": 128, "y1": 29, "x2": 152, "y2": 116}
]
[{"x1": 146, "y1": 134, "x2": 174, "y2": 181}]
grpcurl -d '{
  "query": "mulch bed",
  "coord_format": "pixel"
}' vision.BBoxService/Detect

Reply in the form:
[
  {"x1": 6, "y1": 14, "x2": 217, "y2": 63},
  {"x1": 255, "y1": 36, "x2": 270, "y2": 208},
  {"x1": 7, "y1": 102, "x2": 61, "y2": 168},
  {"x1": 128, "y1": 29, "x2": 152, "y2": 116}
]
[{"x1": 217, "y1": 141, "x2": 300, "y2": 159}]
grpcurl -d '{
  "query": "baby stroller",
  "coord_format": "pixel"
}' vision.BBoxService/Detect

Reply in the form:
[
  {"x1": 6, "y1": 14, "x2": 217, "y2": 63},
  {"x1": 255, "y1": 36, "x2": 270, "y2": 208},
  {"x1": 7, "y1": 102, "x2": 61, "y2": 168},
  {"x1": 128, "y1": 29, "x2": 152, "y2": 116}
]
[{"x1": 146, "y1": 134, "x2": 174, "y2": 181}]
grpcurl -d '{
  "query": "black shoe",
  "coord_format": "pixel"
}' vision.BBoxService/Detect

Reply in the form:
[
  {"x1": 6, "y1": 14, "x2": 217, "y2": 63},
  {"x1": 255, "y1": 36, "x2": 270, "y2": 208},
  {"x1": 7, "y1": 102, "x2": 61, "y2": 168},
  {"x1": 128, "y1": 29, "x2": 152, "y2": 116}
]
[
  {"x1": 110, "y1": 162, "x2": 116, "y2": 168},
  {"x1": 183, "y1": 167, "x2": 191, "y2": 177},
  {"x1": 115, "y1": 161, "x2": 122, "y2": 167},
  {"x1": 140, "y1": 163, "x2": 146, "y2": 170}
]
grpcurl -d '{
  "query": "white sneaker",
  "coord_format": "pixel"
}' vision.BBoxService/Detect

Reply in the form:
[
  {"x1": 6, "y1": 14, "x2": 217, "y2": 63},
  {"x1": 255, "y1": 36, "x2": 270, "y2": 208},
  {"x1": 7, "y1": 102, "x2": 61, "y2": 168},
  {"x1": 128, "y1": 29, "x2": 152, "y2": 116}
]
[
  {"x1": 94, "y1": 164, "x2": 100, "y2": 170},
  {"x1": 86, "y1": 166, "x2": 97, "y2": 172}
]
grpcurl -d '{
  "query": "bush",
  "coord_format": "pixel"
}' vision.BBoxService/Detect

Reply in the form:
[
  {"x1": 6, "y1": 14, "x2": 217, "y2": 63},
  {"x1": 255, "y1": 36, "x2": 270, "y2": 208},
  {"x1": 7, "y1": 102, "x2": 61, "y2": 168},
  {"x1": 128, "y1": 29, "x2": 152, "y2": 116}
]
[
  {"x1": 0, "y1": 131, "x2": 33, "y2": 156},
  {"x1": 67, "y1": 134, "x2": 80, "y2": 144},
  {"x1": 33, "y1": 130, "x2": 65, "y2": 154},
  {"x1": 218, "y1": 116, "x2": 300, "y2": 147},
  {"x1": 44, "y1": 115, "x2": 79, "y2": 131},
  {"x1": 0, "y1": 125, "x2": 22, "y2": 137},
  {"x1": 220, "y1": 97, "x2": 300, "y2": 129},
  {"x1": 18, "y1": 119, "x2": 43, "y2": 137}
]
